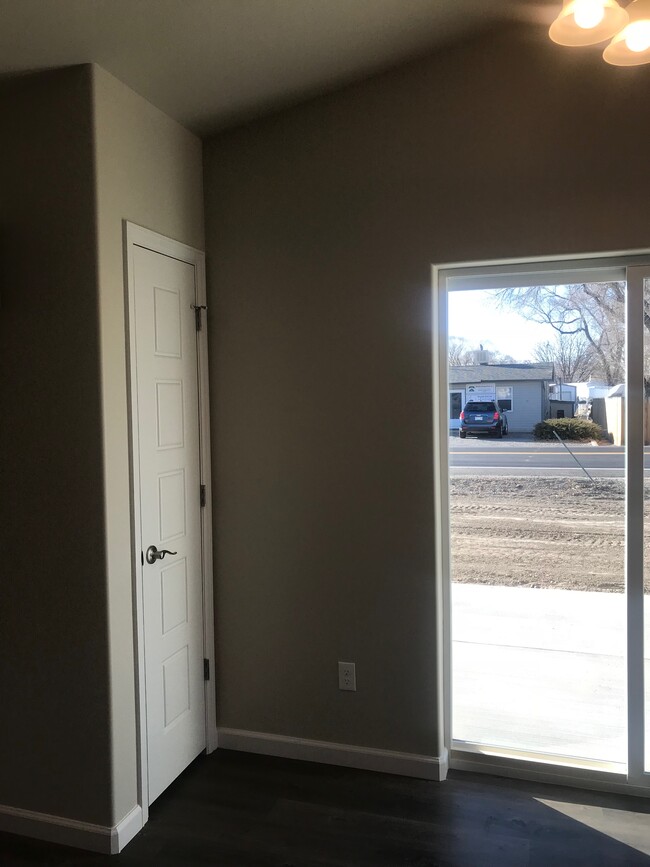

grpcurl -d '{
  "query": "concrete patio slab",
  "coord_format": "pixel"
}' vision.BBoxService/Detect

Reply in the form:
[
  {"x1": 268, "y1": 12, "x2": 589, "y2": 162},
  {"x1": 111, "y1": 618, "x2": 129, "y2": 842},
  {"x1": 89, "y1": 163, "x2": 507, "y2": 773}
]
[{"x1": 452, "y1": 584, "x2": 650, "y2": 766}]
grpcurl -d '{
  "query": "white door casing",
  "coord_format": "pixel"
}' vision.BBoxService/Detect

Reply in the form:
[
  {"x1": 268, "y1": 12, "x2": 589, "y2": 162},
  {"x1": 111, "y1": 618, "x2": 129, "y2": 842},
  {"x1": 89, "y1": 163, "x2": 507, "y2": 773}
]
[{"x1": 126, "y1": 224, "x2": 216, "y2": 820}]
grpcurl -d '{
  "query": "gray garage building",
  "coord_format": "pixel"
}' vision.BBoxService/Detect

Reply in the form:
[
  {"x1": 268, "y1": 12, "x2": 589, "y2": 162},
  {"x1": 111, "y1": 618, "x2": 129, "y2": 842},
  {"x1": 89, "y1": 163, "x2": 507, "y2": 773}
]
[{"x1": 449, "y1": 363, "x2": 555, "y2": 434}]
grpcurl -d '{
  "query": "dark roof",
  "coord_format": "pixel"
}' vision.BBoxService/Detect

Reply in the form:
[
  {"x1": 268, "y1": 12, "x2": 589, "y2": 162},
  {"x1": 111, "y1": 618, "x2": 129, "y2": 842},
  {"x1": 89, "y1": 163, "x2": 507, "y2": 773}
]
[{"x1": 449, "y1": 363, "x2": 555, "y2": 385}]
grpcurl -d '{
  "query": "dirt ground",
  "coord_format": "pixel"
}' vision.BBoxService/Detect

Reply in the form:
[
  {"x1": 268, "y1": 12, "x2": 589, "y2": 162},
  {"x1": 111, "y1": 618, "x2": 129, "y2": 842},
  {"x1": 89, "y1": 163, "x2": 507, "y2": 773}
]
[{"x1": 450, "y1": 476, "x2": 650, "y2": 592}]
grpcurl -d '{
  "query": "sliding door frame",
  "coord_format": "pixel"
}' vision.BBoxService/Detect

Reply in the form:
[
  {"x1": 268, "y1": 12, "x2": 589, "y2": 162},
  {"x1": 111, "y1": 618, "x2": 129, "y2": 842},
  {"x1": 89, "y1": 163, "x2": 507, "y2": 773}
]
[
  {"x1": 433, "y1": 249, "x2": 650, "y2": 796},
  {"x1": 626, "y1": 265, "x2": 646, "y2": 787}
]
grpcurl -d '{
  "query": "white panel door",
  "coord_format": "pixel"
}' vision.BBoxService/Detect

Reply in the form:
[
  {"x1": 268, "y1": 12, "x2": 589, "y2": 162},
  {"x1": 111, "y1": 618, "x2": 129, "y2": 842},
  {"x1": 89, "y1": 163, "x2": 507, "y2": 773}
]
[{"x1": 133, "y1": 244, "x2": 205, "y2": 804}]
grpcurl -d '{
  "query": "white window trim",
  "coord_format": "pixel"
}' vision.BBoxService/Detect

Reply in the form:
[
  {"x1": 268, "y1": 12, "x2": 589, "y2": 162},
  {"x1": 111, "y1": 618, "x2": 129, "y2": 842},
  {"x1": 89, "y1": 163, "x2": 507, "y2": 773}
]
[
  {"x1": 496, "y1": 385, "x2": 514, "y2": 413},
  {"x1": 432, "y1": 249, "x2": 650, "y2": 795}
]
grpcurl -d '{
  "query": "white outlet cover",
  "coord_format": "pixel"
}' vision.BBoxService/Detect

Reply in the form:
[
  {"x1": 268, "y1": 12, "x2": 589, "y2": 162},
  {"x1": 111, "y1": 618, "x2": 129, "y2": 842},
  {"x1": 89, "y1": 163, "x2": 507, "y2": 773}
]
[{"x1": 338, "y1": 661, "x2": 356, "y2": 691}]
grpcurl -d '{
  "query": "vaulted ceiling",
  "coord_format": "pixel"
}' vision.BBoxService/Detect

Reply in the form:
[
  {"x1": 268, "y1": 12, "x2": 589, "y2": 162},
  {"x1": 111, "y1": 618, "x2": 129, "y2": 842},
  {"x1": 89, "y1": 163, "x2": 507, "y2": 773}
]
[{"x1": 0, "y1": 0, "x2": 550, "y2": 133}]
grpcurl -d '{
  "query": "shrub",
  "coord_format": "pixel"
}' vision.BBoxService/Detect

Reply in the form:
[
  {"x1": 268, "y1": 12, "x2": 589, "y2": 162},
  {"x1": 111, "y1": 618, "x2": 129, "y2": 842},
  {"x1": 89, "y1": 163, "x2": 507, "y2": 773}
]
[{"x1": 534, "y1": 418, "x2": 603, "y2": 441}]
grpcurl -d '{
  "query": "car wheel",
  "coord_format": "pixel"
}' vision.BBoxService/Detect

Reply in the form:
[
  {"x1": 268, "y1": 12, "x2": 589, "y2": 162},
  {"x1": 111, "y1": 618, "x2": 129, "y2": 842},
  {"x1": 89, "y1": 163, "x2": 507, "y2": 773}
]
[
  {"x1": 459, "y1": 431, "x2": 467, "y2": 439},
  {"x1": 503, "y1": 424, "x2": 508, "y2": 436}
]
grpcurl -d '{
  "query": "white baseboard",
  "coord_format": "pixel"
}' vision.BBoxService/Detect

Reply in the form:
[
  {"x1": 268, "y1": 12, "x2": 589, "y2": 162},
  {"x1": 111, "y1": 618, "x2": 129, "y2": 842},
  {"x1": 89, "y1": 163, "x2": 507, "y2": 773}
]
[
  {"x1": 217, "y1": 728, "x2": 448, "y2": 782},
  {"x1": 207, "y1": 724, "x2": 219, "y2": 754},
  {"x1": 438, "y1": 746, "x2": 450, "y2": 780},
  {"x1": 112, "y1": 805, "x2": 143, "y2": 853},
  {"x1": 0, "y1": 802, "x2": 143, "y2": 855}
]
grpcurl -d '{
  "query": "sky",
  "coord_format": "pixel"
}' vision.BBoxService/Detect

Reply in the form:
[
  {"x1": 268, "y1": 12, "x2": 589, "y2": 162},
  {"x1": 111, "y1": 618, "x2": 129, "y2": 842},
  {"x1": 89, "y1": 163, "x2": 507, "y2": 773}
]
[{"x1": 448, "y1": 289, "x2": 557, "y2": 362}]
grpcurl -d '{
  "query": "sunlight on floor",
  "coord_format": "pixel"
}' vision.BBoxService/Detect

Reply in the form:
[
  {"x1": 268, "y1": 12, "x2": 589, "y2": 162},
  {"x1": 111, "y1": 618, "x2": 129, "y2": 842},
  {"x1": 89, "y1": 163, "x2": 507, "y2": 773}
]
[{"x1": 537, "y1": 798, "x2": 650, "y2": 856}]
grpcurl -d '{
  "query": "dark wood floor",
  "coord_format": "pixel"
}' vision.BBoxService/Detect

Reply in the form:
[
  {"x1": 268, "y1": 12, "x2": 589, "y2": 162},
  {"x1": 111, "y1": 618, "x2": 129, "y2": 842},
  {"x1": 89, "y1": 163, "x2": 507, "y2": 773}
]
[{"x1": 2, "y1": 750, "x2": 650, "y2": 866}]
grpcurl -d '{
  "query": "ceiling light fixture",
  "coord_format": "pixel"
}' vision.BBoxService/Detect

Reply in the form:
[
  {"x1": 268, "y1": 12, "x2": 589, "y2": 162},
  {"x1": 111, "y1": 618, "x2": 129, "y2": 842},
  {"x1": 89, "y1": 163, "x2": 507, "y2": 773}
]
[
  {"x1": 603, "y1": 0, "x2": 650, "y2": 63},
  {"x1": 549, "y1": 0, "x2": 629, "y2": 46},
  {"x1": 550, "y1": 0, "x2": 650, "y2": 65}
]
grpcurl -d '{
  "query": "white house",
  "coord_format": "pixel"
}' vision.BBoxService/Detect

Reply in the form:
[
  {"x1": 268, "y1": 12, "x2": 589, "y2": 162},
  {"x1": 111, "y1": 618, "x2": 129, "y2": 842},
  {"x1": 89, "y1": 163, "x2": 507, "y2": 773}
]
[{"x1": 568, "y1": 379, "x2": 611, "y2": 403}]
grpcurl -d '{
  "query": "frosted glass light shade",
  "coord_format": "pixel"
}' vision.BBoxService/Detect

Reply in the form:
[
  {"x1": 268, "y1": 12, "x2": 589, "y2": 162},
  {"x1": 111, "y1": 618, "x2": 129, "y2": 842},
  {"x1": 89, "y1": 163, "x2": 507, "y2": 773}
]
[
  {"x1": 603, "y1": 0, "x2": 650, "y2": 64},
  {"x1": 549, "y1": 0, "x2": 628, "y2": 45}
]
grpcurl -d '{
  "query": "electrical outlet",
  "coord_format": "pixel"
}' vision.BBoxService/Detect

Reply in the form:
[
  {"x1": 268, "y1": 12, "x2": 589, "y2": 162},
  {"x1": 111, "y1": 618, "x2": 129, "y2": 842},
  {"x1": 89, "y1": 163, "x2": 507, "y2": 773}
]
[{"x1": 338, "y1": 661, "x2": 356, "y2": 691}]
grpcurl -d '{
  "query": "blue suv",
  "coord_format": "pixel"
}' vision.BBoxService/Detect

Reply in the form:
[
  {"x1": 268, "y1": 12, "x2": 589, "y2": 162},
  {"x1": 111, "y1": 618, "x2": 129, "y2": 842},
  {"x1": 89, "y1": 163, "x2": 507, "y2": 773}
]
[{"x1": 459, "y1": 400, "x2": 508, "y2": 439}]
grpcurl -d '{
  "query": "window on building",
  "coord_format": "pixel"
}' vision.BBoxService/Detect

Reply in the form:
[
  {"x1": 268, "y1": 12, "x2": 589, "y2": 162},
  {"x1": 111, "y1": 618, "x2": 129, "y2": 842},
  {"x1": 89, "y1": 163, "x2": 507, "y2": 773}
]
[{"x1": 496, "y1": 385, "x2": 513, "y2": 412}]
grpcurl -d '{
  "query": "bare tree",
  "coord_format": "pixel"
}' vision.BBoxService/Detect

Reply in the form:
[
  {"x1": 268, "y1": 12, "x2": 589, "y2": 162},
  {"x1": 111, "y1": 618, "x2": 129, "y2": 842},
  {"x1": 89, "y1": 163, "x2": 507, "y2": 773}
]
[
  {"x1": 489, "y1": 350, "x2": 517, "y2": 364},
  {"x1": 449, "y1": 337, "x2": 517, "y2": 367},
  {"x1": 497, "y1": 283, "x2": 625, "y2": 386},
  {"x1": 448, "y1": 337, "x2": 471, "y2": 366},
  {"x1": 533, "y1": 333, "x2": 594, "y2": 382}
]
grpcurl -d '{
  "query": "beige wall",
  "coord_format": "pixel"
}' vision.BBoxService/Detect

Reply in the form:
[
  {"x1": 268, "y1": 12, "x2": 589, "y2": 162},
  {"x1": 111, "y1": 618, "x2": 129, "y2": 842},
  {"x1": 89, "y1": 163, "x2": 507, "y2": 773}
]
[
  {"x1": 0, "y1": 67, "x2": 112, "y2": 823},
  {"x1": 203, "y1": 25, "x2": 650, "y2": 757},
  {"x1": 92, "y1": 64, "x2": 205, "y2": 822}
]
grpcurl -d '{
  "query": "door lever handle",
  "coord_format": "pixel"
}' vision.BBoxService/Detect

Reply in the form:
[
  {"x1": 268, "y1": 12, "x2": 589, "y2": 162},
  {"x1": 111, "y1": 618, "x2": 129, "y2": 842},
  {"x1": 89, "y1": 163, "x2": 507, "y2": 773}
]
[{"x1": 145, "y1": 545, "x2": 177, "y2": 565}]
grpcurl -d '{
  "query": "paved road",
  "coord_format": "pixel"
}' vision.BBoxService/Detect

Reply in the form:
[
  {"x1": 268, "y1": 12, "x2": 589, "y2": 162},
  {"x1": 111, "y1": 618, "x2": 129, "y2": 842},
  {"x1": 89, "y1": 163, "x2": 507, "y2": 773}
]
[{"x1": 449, "y1": 440, "x2": 650, "y2": 478}]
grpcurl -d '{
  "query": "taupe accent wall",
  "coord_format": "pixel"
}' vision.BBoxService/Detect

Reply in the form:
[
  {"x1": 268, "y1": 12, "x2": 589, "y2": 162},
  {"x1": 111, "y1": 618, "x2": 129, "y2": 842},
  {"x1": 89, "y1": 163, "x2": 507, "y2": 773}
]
[
  {"x1": 203, "y1": 26, "x2": 650, "y2": 757},
  {"x1": 0, "y1": 66, "x2": 111, "y2": 823}
]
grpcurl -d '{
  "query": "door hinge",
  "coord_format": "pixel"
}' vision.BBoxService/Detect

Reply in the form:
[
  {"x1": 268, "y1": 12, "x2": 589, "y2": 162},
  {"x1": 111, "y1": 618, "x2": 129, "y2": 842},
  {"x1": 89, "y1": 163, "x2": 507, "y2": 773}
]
[
  {"x1": 204, "y1": 658, "x2": 210, "y2": 681},
  {"x1": 191, "y1": 304, "x2": 207, "y2": 331},
  {"x1": 200, "y1": 484, "x2": 206, "y2": 507}
]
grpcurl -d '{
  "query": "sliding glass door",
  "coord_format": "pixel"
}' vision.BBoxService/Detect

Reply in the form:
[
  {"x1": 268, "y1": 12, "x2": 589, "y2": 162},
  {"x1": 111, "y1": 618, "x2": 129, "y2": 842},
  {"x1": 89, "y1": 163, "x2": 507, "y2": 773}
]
[{"x1": 434, "y1": 254, "x2": 650, "y2": 792}]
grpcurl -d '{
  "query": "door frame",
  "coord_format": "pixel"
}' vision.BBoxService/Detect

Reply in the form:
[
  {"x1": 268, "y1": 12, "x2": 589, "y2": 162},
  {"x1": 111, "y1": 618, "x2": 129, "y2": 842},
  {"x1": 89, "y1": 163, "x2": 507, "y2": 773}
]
[
  {"x1": 124, "y1": 222, "x2": 217, "y2": 825},
  {"x1": 432, "y1": 248, "x2": 650, "y2": 796}
]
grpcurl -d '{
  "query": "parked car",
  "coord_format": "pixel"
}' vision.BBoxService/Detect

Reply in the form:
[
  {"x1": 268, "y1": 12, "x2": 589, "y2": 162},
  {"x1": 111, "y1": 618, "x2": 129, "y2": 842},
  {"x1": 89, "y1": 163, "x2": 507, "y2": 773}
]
[{"x1": 459, "y1": 400, "x2": 508, "y2": 438}]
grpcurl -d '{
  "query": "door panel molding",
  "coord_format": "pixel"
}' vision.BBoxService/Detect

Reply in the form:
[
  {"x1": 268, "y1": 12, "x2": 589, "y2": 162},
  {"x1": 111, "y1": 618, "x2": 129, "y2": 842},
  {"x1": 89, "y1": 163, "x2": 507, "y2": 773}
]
[{"x1": 124, "y1": 222, "x2": 216, "y2": 829}]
